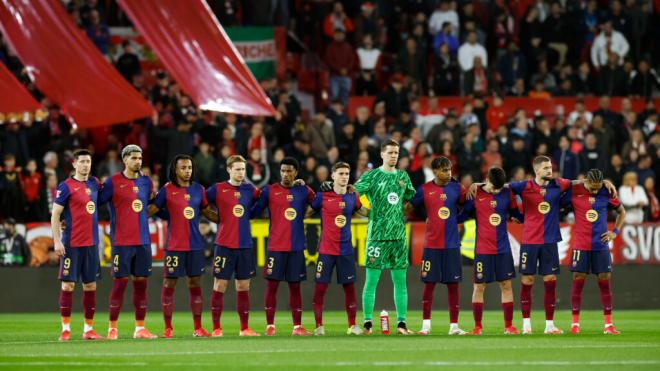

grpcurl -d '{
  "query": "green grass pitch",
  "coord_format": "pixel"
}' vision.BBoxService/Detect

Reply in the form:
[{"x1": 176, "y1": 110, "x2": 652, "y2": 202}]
[{"x1": 1, "y1": 310, "x2": 659, "y2": 370}]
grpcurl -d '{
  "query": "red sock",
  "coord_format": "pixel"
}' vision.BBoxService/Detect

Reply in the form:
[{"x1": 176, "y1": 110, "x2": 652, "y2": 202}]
[
  {"x1": 598, "y1": 279, "x2": 613, "y2": 324},
  {"x1": 422, "y1": 283, "x2": 435, "y2": 320},
  {"x1": 211, "y1": 290, "x2": 224, "y2": 330},
  {"x1": 520, "y1": 283, "x2": 532, "y2": 319},
  {"x1": 82, "y1": 290, "x2": 96, "y2": 322},
  {"x1": 236, "y1": 291, "x2": 250, "y2": 331},
  {"x1": 288, "y1": 282, "x2": 302, "y2": 326},
  {"x1": 502, "y1": 301, "x2": 514, "y2": 327},
  {"x1": 161, "y1": 287, "x2": 175, "y2": 329},
  {"x1": 189, "y1": 287, "x2": 203, "y2": 330},
  {"x1": 544, "y1": 280, "x2": 556, "y2": 321},
  {"x1": 264, "y1": 280, "x2": 279, "y2": 326},
  {"x1": 571, "y1": 278, "x2": 585, "y2": 323},
  {"x1": 312, "y1": 283, "x2": 328, "y2": 327},
  {"x1": 447, "y1": 283, "x2": 459, "y2": 323},
  {"x1": 59, "y1": 290, "x2": 73, "y2": 318},
  {"x1": 343, "y1": 283, "x2": 357, "y2": 327},
  {"x1": 472, "y1": 302, "x2": 483, "y2": 328},
  {"x1": 132, "y1": 280, "x2": 148, "y2": 322},
  {"x1": 109, "y1": 278, "x2": 128, "y2": 322}
]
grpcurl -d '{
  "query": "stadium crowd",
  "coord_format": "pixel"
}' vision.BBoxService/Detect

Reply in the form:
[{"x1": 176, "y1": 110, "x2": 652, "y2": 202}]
[{"x1": 1, "y1": 0, "x2": 659, "y2": 233}]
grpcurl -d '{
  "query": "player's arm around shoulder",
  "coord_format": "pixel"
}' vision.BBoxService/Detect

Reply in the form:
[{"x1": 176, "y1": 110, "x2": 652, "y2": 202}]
[
  {"x1": 353, "y1": 168, "x2": 373, "y2": 195},
  {"x1": 401, "y1": 170, "x2": 416, "y2": 201}
]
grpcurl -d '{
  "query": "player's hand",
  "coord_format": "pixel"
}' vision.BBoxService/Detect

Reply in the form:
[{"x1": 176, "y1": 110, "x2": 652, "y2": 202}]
[
  {"x1": 347, "y1": 184, "x2": 355, "y2": 194},
  {"x1": 320, "y1": 181, "x2": 333, "y2": 192},
  {"x1": 403, "y1": 202, "x2": 414, "y2": 214},
  {"x1": 293, "y1": 179, "x2": 305, "y2": 186},
  {"x1": 60, "y1": 220, "x2": 67, "y2": 231},
  {"x1": 510, "y1": 217, "x2": 522, "y2": 224},
  {"x1": 603, "y1": 180, "x2": 617, "y2": 199},
  {"x1": 600, "y1": 231, "x2": 617, "y2": 243},
  {"x1": 466, "y1": 183, "x2": 481, "y2": 200},
  {"x1": 54, "y1": 241, "x2": 66, "y2": 257}
]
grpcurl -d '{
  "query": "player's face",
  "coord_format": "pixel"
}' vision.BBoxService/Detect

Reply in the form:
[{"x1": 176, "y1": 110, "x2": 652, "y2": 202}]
[
  {"x1": 124, "y1": 152, "x2": 142, "y2": 172},
  {"x1": 433, "y1": 165, "x2": 452, "y2": 183},
  {"x1": 175, "y1": 159, "x2": 193, "y2": 183},
  {"x1": 381, "y1": 145, "x2": 399, "y2": 167},
  {"x1": 331, "y1": 167, "x2": 350, "y2": 187},
  {"x1": 228, "y1": 162, "x2": 246, "y2": 183},
  {"x1": 534, "y1": 161, "x2": 553, "y2": 181},
  {"x1": 586, "y1": 180, "x2": 603, "y2": 194},
  {"x1": 73, "y1": 155, "x2": 92, "y2": 176},
  {"x1": 280, "y1": 164, "x2": 297, "y2": 187}
]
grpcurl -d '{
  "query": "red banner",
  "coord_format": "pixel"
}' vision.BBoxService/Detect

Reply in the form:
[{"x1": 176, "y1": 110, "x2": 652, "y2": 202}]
[
  {"x1": 0, "y1": 61, "x2": 40, "y2": 114},
  {"x1": 0, "y1": 0, "x2": 153, "y2": 128},
  {"x1": 118, "y1": 0, "x2": 275, "y2": 116}
]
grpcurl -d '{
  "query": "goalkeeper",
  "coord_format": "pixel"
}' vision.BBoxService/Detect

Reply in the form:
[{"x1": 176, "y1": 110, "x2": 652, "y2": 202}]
[{"x1": 354, "y1": 139, "x2": 415, "y2": 335}]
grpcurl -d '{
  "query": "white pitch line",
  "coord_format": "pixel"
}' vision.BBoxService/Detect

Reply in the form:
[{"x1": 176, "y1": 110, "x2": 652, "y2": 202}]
[{"x1": 0, "y1": 361, "x2": 147, "y2": 366}]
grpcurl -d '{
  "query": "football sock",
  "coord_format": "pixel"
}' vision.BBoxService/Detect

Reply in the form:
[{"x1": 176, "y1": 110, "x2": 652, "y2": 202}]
[
  {"x1": 571, "y1": 278, "x2": 585, "y2": 324},
  {"x1": 264, "y1": 280, "x2": 279, "y2": 326},
  {"x1": 236, "y1": 290, "x2": 250, "y2": 331},
  {"x1": 288, "y1": 282, "x2": 302, "y2": 326},
  {"x1": 312, "y1": 283, "x2": 328, "y2": 327},
  {"x1": 502, "y1": 302, "x2": 514, "y2": 327},
  {"x1": 544, "y1": 280, "x2": 556, "y2": 321},
  {"x1": 472, "y1": 302, "x2": 483, "y2": 328},
  {"x1": 188, "y1": 287, "x2": 203, "y2": 330},
  {"x1": 161, "y1": 287, "x2": 174, "y2": 329},
  {"x1": 132, "y1": 280, "x2": 147, "y2": 326},
  {"x1": 59, "y1": 290, "x2": 72, "y2": 331},
  {"x1": 447, "y1": 283, "x2": 459, "y2": 324},
  {"x1": 82, "y1": 290, "x2": 96, "y2": 328},
  {"x1": 109, "y1": 278, "x2": 128, "y2": 327},
  {"x1": 211, "y1": 290, "x2": 224, "y2": 330},
  {"x1": 391, "y1": 269, "x2": 408, "y2": 322},
  {"x1": 422, "y1": 282, "x2": 435, "y2": 320},
  {"x1": 362, "y1": 268, "x2": 381, "y2": 321},
  {"x1": 520, "y1": 282, "x2": 532, "y2": 319},
  {"x1": 598, "y1": 279, "x2": 613, "y2": 325},
  {"x1": 343, "y1": 283, "x2": 357, "y2": 327}
]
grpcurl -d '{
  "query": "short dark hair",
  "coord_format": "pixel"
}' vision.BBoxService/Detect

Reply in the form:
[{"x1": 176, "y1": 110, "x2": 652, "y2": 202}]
[
  {"x1": 586, "y1": 169, "x2": 603, "y2": 183},
  {"x1": 533, "y1": 155, "x2": 551, "y2": 168},
  {"x1": 431, "y1": 156, "x2": 452, "y2": 170},
  {"x1": 72, "y1": 149, "x2": 93, "y2": 160},
  {"x1": 331, "y1": 162, "x2": 350, "y2": 172},
  {"x1": 381, "y1": 138, "x2": 400, "y2": 152},
  {"x1": 281, "y1": 157, "x2": 299, "y2": 171},
  {"x1": 488, "y1": 167, "x2": 507, "y2": 189},
  {"x1": 169, "y1": 154, "x2": 194, "y2": 186}
]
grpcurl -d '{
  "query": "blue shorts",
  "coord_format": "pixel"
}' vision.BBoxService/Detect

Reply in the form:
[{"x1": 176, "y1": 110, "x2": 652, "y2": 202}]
[
  {"x1": 519, "y1": 243, "x2": 560, "y2": 276},
  {"x1": 163, "y1": 250, "x2": 206, "y2": 278},
  {"x1": 474, "y1": 252, "x2": 516, "y2": 283},
  {"x1": 111, "y1": 245, "x2": 152, "y2": 278},
  {"x1": 263, "y1": 250, "x2": 307, "y2": 282},
  {"x1": 213, "y1": 245, "x2": 256, "y2": 280},
  {"x1": 315, "y1": 254, "x2": 357, "y2": 284},
  {"x1": 58, "y1": 245, "x2": 101, "y2": 283},
  {"x1": 570, "y1": 249, "x2": 612, "y2": 274},
  {"x1": 420, "y1": 248, "x2": 462, "y2": 284}
]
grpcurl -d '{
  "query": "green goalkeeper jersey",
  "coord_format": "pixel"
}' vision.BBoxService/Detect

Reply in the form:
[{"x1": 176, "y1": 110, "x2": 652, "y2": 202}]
[{"x1": 354, "y1": 167, "x2": 415, "y2": 241}]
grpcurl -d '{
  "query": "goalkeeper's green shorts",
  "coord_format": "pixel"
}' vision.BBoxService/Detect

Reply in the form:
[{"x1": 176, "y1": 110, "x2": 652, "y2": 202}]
[{"x1": 365, "y1": 239, "x2": 409, "y2": 270}]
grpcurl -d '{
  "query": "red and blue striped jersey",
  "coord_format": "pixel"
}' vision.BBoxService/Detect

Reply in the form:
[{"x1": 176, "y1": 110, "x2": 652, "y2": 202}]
[
  {"x1": 99, "y1": 172, "x2": 153, "y2": 247},
  {"x1": 509, "y1": 178, "x2": 571, "y2": 245},
  {"x1": 206, "y1": 181, "x2": 260, "y2": 249},
  {"x1": 459, "y1": 187, "x2": 523, "y2": 254},
  {"x1": 410, "y1": 179, "x2": 466, "y2": 249},
  {"x1": 54, "y1": 176, "x2": 101, "y2": 248},
  {"x1": 310, "y1": 191, "x2": 361, "y2": 256},
  {"x1": 562, "y1": 184, "x2": 621, "y2": 251},
  {"x1": 252, "y1": 183, "x2": 315, "y2": 252},
  {"x1": 153, "y1": 182, "x2": 209, "y2": 251}
]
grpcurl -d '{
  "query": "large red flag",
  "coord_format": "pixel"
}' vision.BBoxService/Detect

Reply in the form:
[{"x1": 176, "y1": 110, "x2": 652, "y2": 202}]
[
  {"x1": 0, "y1": 0, "x2": 153, "y2": 128},
  {"x1": 118, "y1": 0, "x2": 275, "y2": 116},
  {"x1": 0, "y1": 62, "x2": 40, "y2": 114}
]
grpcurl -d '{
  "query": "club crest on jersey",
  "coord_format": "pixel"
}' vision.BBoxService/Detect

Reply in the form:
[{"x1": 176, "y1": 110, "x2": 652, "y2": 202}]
[
  {"x1": 399, "y1": 179, "x2": 404, "y2": 187},
  {"x1": 316, "y1": 272, "x2": 321, "y2": 279},
  {"x1": 85, "y1": 188, "x2": 91, "y2": 195},
  {"x1": 540, "y1": 188, "x2": 547, "y2": 196},
  {"x1": 338, "y1": 201, "x2": 346, "y2": 209},
  {"x1": 62, "y1": 269, "x2": 69, "y2": 276},
  {"x1": 439, "y1": 193, "x2": 447, "y2": 200},
  {"x1": 477, "y1": 273, "x2": 483, "y2": 279},
  {"x1": 234, "y1": 191, "x2": 241, "y2": 199},
  {"x1": 133, "y1": 186, "x2": 139, "y2": 193},
  {"x1": 421, "y1": 271, "x2": 427, "y2": 277},
  {"x1": 490, "y1": 200, "x2": 497, "y2": 208},
  {"x1": 588, "y1": 197, "x2": 596, "y2": 204},
  {"x1": 184, "y1": 194, "x2": 191, "y2": 201},
  {"x1": 585, "y1": 209, "x2": 598, "y2": 222},
  {"x1": 286, "y1": 194, "x2": 294, "y2": 202},
  {"x1": 267, "y1": 268, "x2": 273, "y2": 275}
]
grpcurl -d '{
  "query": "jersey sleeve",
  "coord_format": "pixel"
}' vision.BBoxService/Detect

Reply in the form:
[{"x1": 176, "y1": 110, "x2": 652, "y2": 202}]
[
  {"x1": 353, "y1": 170, "x2": 372, "y2": 195},
  {"x1": 205, "y1": 184, "x2": 217, "y2": 205},
  {"x1": 310, "y1": 192, "x2": 323, "y2": 211},
  {"x1": 560, "y1": 187, "x2": 573, "y2": 209},
  {"x1": 458, "y1": 183, "x2": 467, "y2": 204},
  {"x1": 306, "y1": 185, "x2": 316, "y2": 204},
  {"x1": 509, "y1": 180, "x2": 527, "y2": 195},
  {"x1": 250, "y1": 185, "x2": 269, "y2": 218},
  {"x1": 507, "y1": 192, "x2": 525, "y2": 222},
  {"x1": 456, "y1": 199, "x2": 475, "y2": 223},
  {"x1": 98, "y1": 177, "x2": 113, "y2": 205},
  {"x1": 54, "y1": 182, "x2": 70, "y2": 206},
  {"x1": 355, "y1": 192, "x2": 362, "y2": 211},
  {"x1": 252, "y1": 185, "x2": 261, "y2": 201},
  {"x1": 608, "y1": 193, "x2": 622, "y2": 209},
  {"x1": 153, "y1": 186, "x2": 167, "y2": 210},
  {"x1": 200, "y1": 185, "x2": 209, "y2": 208},
  {"x1": 402, "y1": 172, "x2": 416, "y2": 201},
  {"x1": 558, "y1": 177, "x2": 572, "y2": 192},
  {"x1": 148, "y1": 177, "x2": 155, "y2": 200},
  {"x1": 410, "y1": 185, "x2": 425, "y2": 209}
]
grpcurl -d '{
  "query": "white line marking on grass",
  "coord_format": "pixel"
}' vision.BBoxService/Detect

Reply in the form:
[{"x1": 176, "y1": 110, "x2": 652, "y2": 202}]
[{"x1": 0, "y1": 361, "x2": 147, "y2": 366}]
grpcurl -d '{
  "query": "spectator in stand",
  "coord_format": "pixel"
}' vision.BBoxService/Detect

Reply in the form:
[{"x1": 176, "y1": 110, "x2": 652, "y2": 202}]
[
  {"x1": 579, "y1": 133, "x2": 609, "y2": 172},
  {"x1": 397, "y1": 37, "x2": 426, "y2": 93},
  {"x1": 591, "y1": 20, "x2": 629, "y2": 69},
  {"x1": 529, "y1": 80, "x2": 551, "y2": 99},
  {"x1": 96, "y1": 149, "x2": 122, "y2": 178},
  {"x1": 619, "y1": 171, "x2": 648, "y2": 224},
  {"x1": 644, "y1": 177, "x2": 659, "y2": 222},
  {"x1": 352, "y1": 106, "x2": 374, "y2": 139},
  {"x1": 323, "y1": 2, "x2": 354, "y2": 39},
  {"x1": 504, "y1": 135, "x2": 531, "y2": 175},
  {"x1": 353, "y1": 1, "x2": 380, "y2": 46},
  {"x1": 480, "y1": 139, "x2": 503, "y2": 179},
  {"x1": 327, "y1": 99, "x2": 349, "y2": 139},
  {"x1": 356, "y1": 34, "x2": 381, "y2": 96},
  {"x1": 246, "y1": 120, "x2": 268, "y2": 165},
  {"x1": 492, "y1": 10, "x2": 515, "y2": 60},
  {"x1": 553, "y1": 136, "x2": 580, "y2": 180},
  {"x1": 193, "y1": 142, "x2": 216, "y2": 187},
  {"x1": 463, "y1": 56, "x2": 498, "y2": 97},
  {"x1": 567, "y1": 100, "x2": 594, "y2": 126},
  {"x1": 458, "y1": 31, "x2": 488, "y2": 73},
  {"x1": 428, "y1": 0, "x2": 459, "y2": 37},
  {"x1": 305, "y1": 111, "x2": 336, "y2": 161},
  {"x1": 376, "y1": 73, "x2": 409, "y2": 120},
  {"x1": 324, "y1": 28, "x2": 357, "y2": 106},
  {"x1": 85, "y1": 10, "x2": 111, "y2": 57},
  {"x1": 433, "y1": 22, "x2": 459, "y2": 56},
  {"x1": 432, "y1": 43, "x2": 459, "y2": 96},
  {"x1": 641, "y1": 112, "x2": 658, "y2": 138},
  {"x1": 498, "y1": 42, "x2": 527, "y2": 94},
  {"x1": 0, "y1": 154, "x2": 24, "y2": 221},
  {"x1": 543, "y1": 1, "x2": 571, "y2": 66},
  {"x1": 597, "y1": 53, "x2": 628, "y2": 96},
  {"x1": 19, "y1": 159, "x2": 44, "y2": 222},
  {"x1": 457, "y1": 130, "x2": 482, "y2": 181},
  {"x1": 635, "y1": 154, "x2": 655, "y2": 185},
  {"x1": 115, "y1": 40, "x2": 141, "y2": 82},
  {"x1": 337, "y1": 122, "x2": 359, "y2": 167},
  {"x1": 629, "y1": 60, "x2": 660, "y2": 98},
  {"x1": 246, "y1": 148, "x2": 270, "y2": 189},
  {"x1": 605, "y1": 154, "x2": 625, "y2": 188},
  {"x1": 485, "y1": 96, "x2": 506, "y2": 134},
  {"x1": 590, "y1": 115, "x2": 615, "y2": 158},
  {"x1": 0, "y1": 218, "x2": 29, "y2": 266},
  {"x1": 622, "y1": 128, "x2": 648, "y2": 160}
]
